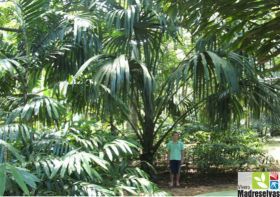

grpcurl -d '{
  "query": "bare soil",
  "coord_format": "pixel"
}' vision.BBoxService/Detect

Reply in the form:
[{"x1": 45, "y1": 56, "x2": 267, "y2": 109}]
[{"x1": 155, "y1": 171, "x2": 237, "y2": 196}]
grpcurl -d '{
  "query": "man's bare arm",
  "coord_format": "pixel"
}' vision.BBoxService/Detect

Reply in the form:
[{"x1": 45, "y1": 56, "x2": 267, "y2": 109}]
[
  {"x1": 181, "y1": 150, "x2": 184, "y2": 163},
  {"x1": 167, "y1": 150, "x2": 170, "y2": 161}
]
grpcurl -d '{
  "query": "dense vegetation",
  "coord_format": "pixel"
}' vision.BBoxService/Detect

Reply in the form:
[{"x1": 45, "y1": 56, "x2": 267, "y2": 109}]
[{"x1": 0, "y1": 0, "x2": 279, "y2": 195}]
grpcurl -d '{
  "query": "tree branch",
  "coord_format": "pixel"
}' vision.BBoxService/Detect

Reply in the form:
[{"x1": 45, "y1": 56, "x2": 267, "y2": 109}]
[
  {"x1": 0, "y1": 27, "x2": 21, "y2": 33},
  {"x1": 153, "y1": 77, "x2": 190, "y2": 124},
  {"x1": 153, "y1": 91, "x2": 194, "y2": 137},
  {"x1": 153, "y1": 99, "x2": 205, "y2": 152}
]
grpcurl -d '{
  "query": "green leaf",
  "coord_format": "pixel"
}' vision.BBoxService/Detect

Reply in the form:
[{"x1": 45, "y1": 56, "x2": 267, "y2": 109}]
[
  {"x1": 17, "y1": 167, "x2": 40, "y2": 189},
  {"x1": 0, "y1": 164, "x2": 6, "y2": 196},
  {"x1": 82, "y1": 160, "x2": 93, "y2": 179},
  {"x1": 0, "y1": 139, "x2": 24, "y2": 162},
  {"x1": 105, "y1": 147, "x2": 113, "y2": 161},
  {"x1": 74, "y1": 55, "x2": 104, "y2": 79},
  {"x1": 8, "y1": 164, "x2": 30, "y2": 195},
  {"x1": 45, "y1": 98, "x2": 53, "y2": 119}
]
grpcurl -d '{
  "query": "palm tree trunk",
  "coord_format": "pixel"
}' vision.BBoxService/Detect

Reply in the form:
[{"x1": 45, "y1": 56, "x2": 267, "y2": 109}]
[{"x1": 140, "y1": 116, "x2": 155, "y2": 174}]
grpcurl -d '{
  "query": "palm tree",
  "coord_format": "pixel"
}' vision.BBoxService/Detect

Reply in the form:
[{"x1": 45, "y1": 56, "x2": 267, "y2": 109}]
[{"x1": 70, "y1": 0, "x2": 280, "y2": 168}]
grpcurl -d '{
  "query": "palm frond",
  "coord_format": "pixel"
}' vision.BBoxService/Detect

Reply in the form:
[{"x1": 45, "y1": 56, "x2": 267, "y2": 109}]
[
  {"x1": 7, "y1": 96, "x2": 65, "y2": 124},
  {"x1": 177, "y1": 51, "x2": 239, "y2": 100},
  {"x1": 241, "y1": 80, "x2": 280, "y2": 120},
  {"x1": 73, "y1": 181, "x2": 114, "y2": 196},
  {"x1": 0, "y1": 163, "x2": 39, "y2": 196},
  {"x1": 15, "y1": 0, "x2": 49, "y2": 28},
  {"x1": 74, "y1": 54, "x2": 154, "y2": 109},
  {"x1": 204, "y1": 90, "x2": 243, "y2": 129},
  {"x1": 0, "y1": 57, "x2": 24, "y2": 75},
  {"x1": 0, "y1": 139, "x2": 24, "y2": 162},
  {"x1": 183, "y1": 0, "x2": 280, "y2": 64},
  {"x1": 50, "y1": 150, "x2": 108, "y2": 179},
  {"x1": 94, "y1": 0, "x2": 171, "y2": 69},
  {"x1": 103, "y1": 139, "x2": 137, "y2": 161},
  {"x1": 0, "y1": 123, "x2": 32, "y2": 143}
]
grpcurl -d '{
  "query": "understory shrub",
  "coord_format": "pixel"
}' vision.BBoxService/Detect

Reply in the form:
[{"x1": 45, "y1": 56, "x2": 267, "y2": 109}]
[
  {"x1": 0, "y1": 120, "x2": 167, "y2": 196},
  {"x1": 186, "y1": 130, "x2": 264, "y2": 172}
]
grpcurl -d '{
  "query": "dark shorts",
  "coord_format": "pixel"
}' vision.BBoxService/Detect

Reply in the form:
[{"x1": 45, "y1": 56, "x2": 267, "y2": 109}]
[{"x1": 169, "y1": 160, "x2": 181, "y2": 174}]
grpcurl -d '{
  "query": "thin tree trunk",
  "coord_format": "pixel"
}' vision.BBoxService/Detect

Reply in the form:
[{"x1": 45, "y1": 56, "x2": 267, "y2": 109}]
[{"x1": 140, "y1": 115, "x2": 155, "y2": 175}]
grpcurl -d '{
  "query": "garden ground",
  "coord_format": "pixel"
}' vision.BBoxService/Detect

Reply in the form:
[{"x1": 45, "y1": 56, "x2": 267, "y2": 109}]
[
  {"x1": 264, "y1": 137, "x2": 280, "y2": 162},
  {"x1": 157, "y1": 171, "x2": 236, "y2": 196}
]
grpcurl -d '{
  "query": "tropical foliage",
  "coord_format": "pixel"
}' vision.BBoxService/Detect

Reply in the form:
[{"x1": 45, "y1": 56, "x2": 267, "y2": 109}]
[
  {"x1": 0, "y1": 0, "x2": 279, "y2": 195},
  {"x1": 0, "y1": 119, "x2": 166, "y2": 195},
  {"x1": 185, "y1": 130, "x2": 264, "y2": 173}
]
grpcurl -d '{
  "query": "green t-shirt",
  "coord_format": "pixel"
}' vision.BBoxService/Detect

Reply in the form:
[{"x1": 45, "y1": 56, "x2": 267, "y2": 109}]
[{"x1": 167, "y1": 140, "x2": 184, "y2": 160}]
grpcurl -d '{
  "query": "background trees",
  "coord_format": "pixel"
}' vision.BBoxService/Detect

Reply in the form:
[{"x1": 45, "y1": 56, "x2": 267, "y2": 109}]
[{"x1": 0, "y1": 0, "x2": 279, "y2": 195}]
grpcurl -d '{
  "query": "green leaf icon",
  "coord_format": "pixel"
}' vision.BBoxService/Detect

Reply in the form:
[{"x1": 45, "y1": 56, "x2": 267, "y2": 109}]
[{"x1": 252, "y1": 172, "x2": 269, "y2": 189}]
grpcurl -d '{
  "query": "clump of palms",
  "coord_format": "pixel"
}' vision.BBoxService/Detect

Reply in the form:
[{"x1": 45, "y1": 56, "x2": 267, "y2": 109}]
[{"x1": 0, "y1": 119, "x2": 165, "y2": 195}]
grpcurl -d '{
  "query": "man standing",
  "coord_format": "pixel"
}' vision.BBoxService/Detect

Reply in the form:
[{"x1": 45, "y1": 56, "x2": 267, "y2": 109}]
[{"x1": 166, "y1": 132, "x2": 185, "y2": 187}]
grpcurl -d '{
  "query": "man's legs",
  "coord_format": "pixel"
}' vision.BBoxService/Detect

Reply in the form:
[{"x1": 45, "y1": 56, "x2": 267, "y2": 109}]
[
  {"x1": 175, "y1": 161, "x2": 181, "y2": 186},
  {"x1": 175, "y1": 171, "x2": 180, "y2": 186},
  {"x1": 169, "y1": 160, "x2": 181, "y2": 187},
  {"x1": 170, "y1": 173, "x2": 174, "y2": 186},
  {"x1": 169, "y1": 160, "x2": 175, "y2": 186}
]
